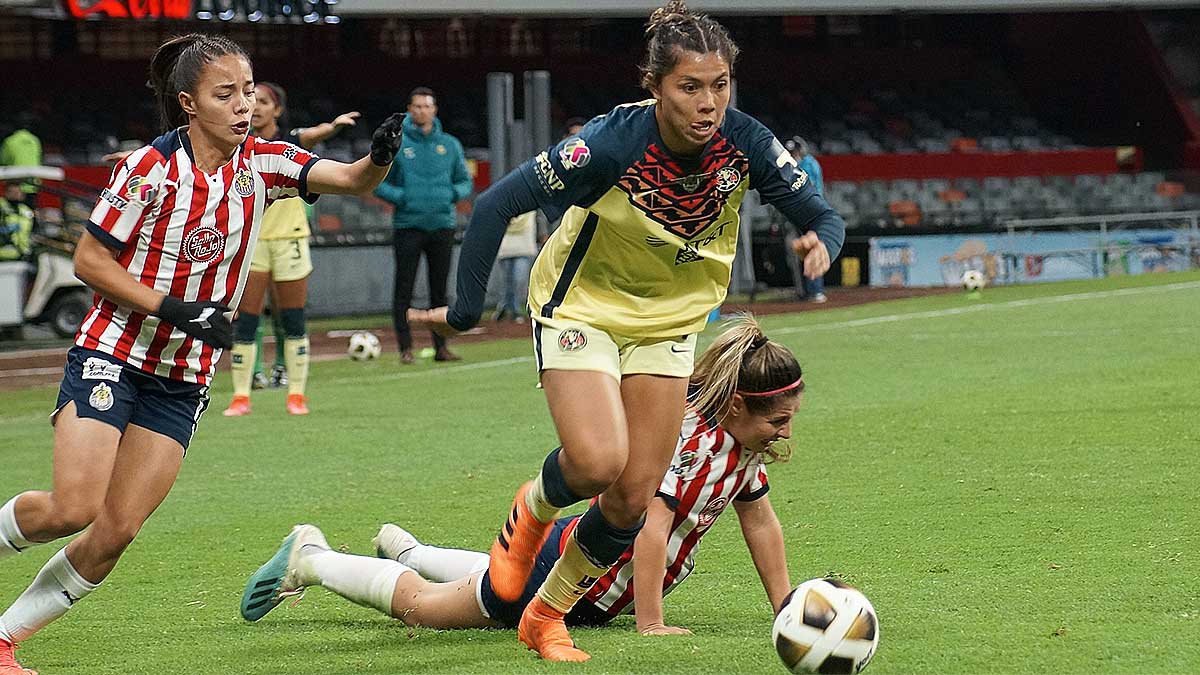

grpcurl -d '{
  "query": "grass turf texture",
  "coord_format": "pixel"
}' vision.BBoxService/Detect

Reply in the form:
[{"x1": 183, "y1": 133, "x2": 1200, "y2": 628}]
[{"x1": 2, "y1": 271, "x2": 1198, "y2": 674}]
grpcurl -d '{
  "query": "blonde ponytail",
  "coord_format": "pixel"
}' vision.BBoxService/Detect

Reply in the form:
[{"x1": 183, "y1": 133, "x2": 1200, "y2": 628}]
[{"x1": 689, "y1": 313, "x2": 766, "y2": 422}]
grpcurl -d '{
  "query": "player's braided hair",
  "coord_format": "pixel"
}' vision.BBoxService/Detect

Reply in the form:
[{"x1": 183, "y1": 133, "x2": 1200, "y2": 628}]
[
  {"x1": 149, "y1": 34, "x2": 251, "y2": 132},
  {"x1": 640, "y1": 0, "x2": 740, "y2": 90},
  {"x1": 690, "y1": 314, "x2": 803, "y2": 462}
]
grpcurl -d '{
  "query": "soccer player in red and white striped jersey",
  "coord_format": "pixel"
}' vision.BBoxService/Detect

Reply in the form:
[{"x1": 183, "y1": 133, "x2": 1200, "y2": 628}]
[
  {"x1": 0, "y1": 33, "x2": 405, "y2": 675},
  {"x1": 238, "y1": 315, "x2": 800, "y2": 642}
]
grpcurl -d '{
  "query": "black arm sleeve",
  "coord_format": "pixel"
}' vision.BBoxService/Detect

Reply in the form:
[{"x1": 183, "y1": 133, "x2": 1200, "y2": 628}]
[{"x1": 446, "y1": 169, "x2": 543, "y2": 331}]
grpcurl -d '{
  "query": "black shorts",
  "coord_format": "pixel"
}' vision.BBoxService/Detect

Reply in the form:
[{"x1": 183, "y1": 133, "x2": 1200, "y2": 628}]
[
  {"x1": 478, "y1": 517, "x2": 615, "y2": 628},
  {"x1": 53, "y1": 347, "x2": 210, "y2": 451}
]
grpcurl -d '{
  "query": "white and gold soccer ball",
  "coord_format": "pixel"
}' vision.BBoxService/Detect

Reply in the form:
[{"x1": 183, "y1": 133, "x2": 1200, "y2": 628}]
[
  {"x1": 347, "y1": 331, "x2": 382, "y2": 361},
  {"x1": 772, "y1": 578, "x2": 879, "y2": 674},
  {"x1": 961, "y1": 269, "x2": 985, "y2": 292}
]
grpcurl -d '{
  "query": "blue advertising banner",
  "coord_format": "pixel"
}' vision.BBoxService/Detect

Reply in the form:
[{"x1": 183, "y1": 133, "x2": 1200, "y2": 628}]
[{"x1": 869, "y1": 230, "x2": 1198, "y2": 287}]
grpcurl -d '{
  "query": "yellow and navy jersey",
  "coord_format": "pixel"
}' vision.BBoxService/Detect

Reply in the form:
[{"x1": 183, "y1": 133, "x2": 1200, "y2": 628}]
[
  {"x1": 257, "y1": 131, "x2": 312, "y2": 240},
  {"x1": 447, "y1": 100, "x2": 845, "y2": 336}
]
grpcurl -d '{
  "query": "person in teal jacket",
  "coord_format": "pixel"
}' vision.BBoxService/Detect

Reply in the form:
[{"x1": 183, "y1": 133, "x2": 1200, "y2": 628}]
[{"x1": 374, "y1": 87, "x2": 472, "y2": 363}]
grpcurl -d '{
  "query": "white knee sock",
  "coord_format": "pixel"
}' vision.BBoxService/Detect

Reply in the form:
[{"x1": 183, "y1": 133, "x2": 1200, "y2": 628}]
[
  {"x1": 405, "y1": 545, "x2": 489, "y2": 583},
  {"x1": 0, "y1": 548, "x2": 98, "y2": 643},
  {"x1": 0, "y1": 495, "x2": 36, "y2": 559},
  {"x1": 303, "y1": 550, "x2": 408, "y2": 617}
]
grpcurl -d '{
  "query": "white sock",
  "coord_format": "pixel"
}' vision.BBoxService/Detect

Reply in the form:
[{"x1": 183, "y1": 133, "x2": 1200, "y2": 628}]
[
  {"x1": 405, "y1": 545, "x2": 489, "y2": 583},
  {"x1": 303, "y1": 550, "x2": 408, "y2": 617},
  {"x1": 0, "y1": 494, "x2": 36, "y2": 559},
  {"x1": 0, "y1": 548, "x2": 98, "y2": 643}
]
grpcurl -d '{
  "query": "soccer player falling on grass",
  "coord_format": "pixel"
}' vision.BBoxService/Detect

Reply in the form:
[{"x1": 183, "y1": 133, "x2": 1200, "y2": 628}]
[
  {"x1": 0, "y1": 33, "x2": 405, "y2": 675},
  {"x1": 242, "y1": 316, "x2": 799, "y2": 638},
  {"x1": 408, "y1": 0, "x2": 844, "y2": 661}
]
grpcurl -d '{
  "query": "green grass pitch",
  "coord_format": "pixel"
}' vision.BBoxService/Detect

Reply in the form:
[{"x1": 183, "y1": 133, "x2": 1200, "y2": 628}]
[{"x1": 2, "y1": 270, "x2": 1198, "y2": 674}]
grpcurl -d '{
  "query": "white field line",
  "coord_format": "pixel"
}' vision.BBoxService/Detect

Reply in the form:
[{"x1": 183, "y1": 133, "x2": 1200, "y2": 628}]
[
  {"x1": 4, "y1": 281, "x2": 1198, "y2": 380},
  {"x1": 768, "y1": 280, "x2": 1200, "y2": 337}
]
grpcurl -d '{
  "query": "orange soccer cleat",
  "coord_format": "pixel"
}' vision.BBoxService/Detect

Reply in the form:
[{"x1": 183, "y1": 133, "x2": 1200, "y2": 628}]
[
  {"x1": 517, "y1": 596, "x2": 590, "y2": 662},
  {"x1": 285, "y1": 394, "x2": 309, "y2": 416},
  {"x1": 487, "y1": 482, "x2": 554, "y2": 602},
  {"x1": 223, "y1": 395, "x2": 251, "y2": 417},
  {"x1": 0, "y1": 640, "x2": 36, "y2": 675}
]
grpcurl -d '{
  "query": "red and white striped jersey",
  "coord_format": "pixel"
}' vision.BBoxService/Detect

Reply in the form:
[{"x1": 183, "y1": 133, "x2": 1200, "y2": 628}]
[
  {"x1": 78, "y1": 128, "x2": 318, "y2": 384},
  {"x1": 577, "y1": 405, "x2": 770, "y2": 618}
]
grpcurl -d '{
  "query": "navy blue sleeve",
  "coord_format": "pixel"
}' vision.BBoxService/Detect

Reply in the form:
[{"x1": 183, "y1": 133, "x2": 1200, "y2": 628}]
[
  {"x1": 744, "y1": 121, "x2": 845, "y2": 261},
  {"x1": 446, "y1": 120, "x2": 623, "y2": 331},
  {"x1": 446, "y1": 168, "x2": 544, "y2": 330}
]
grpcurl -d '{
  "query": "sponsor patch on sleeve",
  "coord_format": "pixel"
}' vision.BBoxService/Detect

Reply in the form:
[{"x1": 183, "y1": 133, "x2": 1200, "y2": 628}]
[
  {"x1": 534, "y1": 151, "x2": 565, "y2": 193},
  {"x1": 100, "y1": 188, "x2": 129, "y2": 212},
  {"x1": 558, "y1": 138, "x2": 591, "y2": 170}
]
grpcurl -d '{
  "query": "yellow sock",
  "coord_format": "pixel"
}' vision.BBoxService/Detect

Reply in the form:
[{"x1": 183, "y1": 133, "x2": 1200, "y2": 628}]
[
  {"x1": 284, "y1": 336, "x2": 309, "y2": 396},
  {"x1": 536, "y1": 529, "x2": 610, "y2": 615},
  {"x1": 525, "y1": 473, "x2": 561, "y2": 523},
  {"x1": 230, "y1": 342, "x2": 256, "y2": 397}
]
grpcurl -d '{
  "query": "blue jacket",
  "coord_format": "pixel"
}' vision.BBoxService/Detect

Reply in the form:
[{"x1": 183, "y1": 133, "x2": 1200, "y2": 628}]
[
  {"x1": 374, "y1": 116, "x2": 472, "y2": 231},
  {"x1": 799, "y1": 154, "x2": 824, "y2": 196}
]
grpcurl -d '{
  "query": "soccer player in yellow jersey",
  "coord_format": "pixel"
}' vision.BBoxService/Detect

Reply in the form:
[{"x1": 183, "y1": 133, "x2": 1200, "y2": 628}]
[
  {"x1": 412, "y1": 0, "x2": 845, "y2": 661},
  {"x1": 223, "y1": 82, "x2": 360, "y2": 417}
]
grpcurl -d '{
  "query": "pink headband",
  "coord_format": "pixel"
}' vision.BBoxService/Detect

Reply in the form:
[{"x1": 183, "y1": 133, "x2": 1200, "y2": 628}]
[{"x1": 737, "y1": 378, "x2": 803, "y2": 398}]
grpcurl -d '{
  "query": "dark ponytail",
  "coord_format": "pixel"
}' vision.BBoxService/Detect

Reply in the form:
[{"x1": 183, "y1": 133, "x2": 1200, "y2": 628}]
[
  {"x1": 640, "y1": 0, "x2": 740, "y2": 91},
  {"x1": 148, "y1": 33, "x2": 251, "y2": 132},
  {"x1": 256, "y1": 81, "x2": 289, "y2": 138}
]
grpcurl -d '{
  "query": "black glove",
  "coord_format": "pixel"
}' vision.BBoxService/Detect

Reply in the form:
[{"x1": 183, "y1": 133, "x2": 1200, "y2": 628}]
[
  {"x1": 370, "y1": 113, "x2": 405, "y2": 166},
  {"x1": 157, "y1": 296, "x2": 233, "y2": 350}
]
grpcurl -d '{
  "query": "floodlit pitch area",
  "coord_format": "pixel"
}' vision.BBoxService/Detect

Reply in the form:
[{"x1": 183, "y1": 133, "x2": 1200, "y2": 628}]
[{"x1": 2, "y1": 271, "x2": 1197, "y2": 674}]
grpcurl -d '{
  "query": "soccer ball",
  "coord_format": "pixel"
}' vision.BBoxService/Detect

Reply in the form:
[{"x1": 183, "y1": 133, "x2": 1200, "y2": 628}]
[
  {"x1": 772, "y1": 578, "x2": 879, "y2": 674},
  {"x1": 961, "y1": 269, "x2": 985, "y2": 292},
  {"x1": 347, "y1": 331, "x2": 382, "y2": 361}
]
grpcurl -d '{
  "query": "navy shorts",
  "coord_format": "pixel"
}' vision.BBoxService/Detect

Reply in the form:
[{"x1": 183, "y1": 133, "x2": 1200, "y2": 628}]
[
  {"x1": 53, "y1": 347, "x2": 210, "y2": 451},
  {"x1": 478, "y1": 517, "x2": 615, "y2": 628}
]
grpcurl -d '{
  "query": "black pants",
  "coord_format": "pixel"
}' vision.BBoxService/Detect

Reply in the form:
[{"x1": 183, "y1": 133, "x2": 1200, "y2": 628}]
[{"x1": 392, "y1": 227, "x2": 455, "y2": 352}]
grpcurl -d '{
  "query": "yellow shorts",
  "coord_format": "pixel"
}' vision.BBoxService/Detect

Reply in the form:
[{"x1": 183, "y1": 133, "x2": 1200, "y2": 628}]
[
  {"x1": 531, "y1": 315, "x2": 697, "y2": 381},
  {"x1": 251, "y1": 237, "x2": 313, "y2": 282}
]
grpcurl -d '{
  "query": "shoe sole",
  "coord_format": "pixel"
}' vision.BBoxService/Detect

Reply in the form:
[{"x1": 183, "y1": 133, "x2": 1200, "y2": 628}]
[{"x1": 240, "y1": 529, "x2": 300, "y2": 621}]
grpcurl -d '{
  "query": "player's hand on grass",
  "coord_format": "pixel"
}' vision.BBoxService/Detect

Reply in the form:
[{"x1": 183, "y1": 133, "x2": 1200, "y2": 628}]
[
  {"x1": 791, "y1": 231, "x2": 830, "y2": 279},
  {"x1": 370, "y1": 113, "x2": 405, "y2": 166},
  {"x1": 333, "y1": 111, "x2": 361, "y2": 128},
  {"x1": 638, "y1": 623, "x2": 692, "y2": 636},
  {"x1": 407, "y1": 306, "x2": 458, "y2": 337}
]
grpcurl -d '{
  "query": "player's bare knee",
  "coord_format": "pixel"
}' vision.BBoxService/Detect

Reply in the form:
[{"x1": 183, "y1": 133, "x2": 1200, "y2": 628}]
[
  {"x1": 560, "y1": 444, "x2": 626, "y2": 494},
  {"x1": 600, "y1": 487, "x2": 655, "y2": 528},
  {"x1": 45, "y1": 495, "x2": 101, "y2": 537},
  {"x1": 90, "y1": 516, "x2": 144, "y2": 556}
]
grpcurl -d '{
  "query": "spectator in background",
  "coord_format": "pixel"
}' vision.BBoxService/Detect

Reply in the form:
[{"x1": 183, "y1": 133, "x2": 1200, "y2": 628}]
[
  {"x1": 0, "y1": 113, "x2": 43, "y2": 209},
  {"x1": 785, "y1": 136, "x2": 827, "y2": 303},
  {"x1": 562, "y1": 117, "x2": 587, "y2": 139},
  {"x1": 375, "y1": 87, "x2": 472, "y2": 364},
  {"x1": 493, "y1": 211, "x2": 540, "y2": 323},
  {"x1": 0, "y1": 181, "x2": 34, "y2": 261}
]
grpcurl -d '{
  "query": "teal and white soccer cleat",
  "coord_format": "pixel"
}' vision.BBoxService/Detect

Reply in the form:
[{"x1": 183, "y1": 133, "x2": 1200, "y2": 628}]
[
  {"x1": 240, "y1": 524, "x2": 329, "y2": 621},
  {"x1": 373, "y1": 523, "x2": 419, "y2": 563}
]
